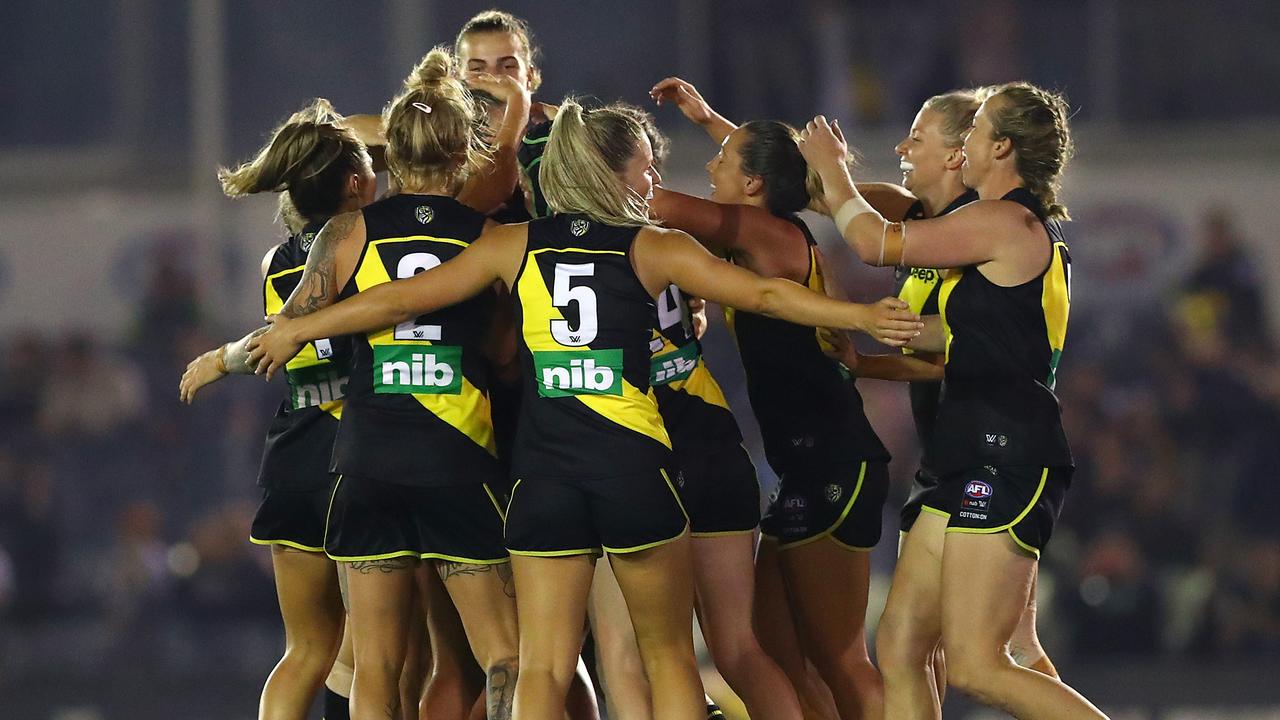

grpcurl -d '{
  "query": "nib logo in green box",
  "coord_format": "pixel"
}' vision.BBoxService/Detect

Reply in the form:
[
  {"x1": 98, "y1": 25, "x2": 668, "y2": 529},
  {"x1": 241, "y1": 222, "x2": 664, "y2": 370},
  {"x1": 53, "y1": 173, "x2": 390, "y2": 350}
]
[
  {"x1": 374, "y1": 345, "x2": 463, "y2": 395},
  {"x1": 534, "y1": 349, "x2": 623, "y2": 398},
  {"x1": 650, "y1": 342, "x2": 699, "y2": 386},
  {"x1": 287, "y1": 365, "x2": 348, "y2": 409}
]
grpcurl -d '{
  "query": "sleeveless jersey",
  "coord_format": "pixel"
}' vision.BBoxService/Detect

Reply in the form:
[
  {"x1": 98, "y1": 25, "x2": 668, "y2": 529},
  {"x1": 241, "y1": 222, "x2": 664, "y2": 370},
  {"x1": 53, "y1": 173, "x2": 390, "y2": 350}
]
[
  {"x1": 331, "y1": 194, "x2": 500, "y2": 486},
  {"x1": 511, "y1": 214, "x2": 672, "y2": 480},
  {"x1": 933, "y1": 187, "x2": 1073, "y2": 473},
  {"x1": 649, "y1": 285, "x2": 742, "y2": 450},
  {"x1": 490, "y1": 119, "x2": 552, "y2": 224},
  {"x1": 893, "y1": 189, "x2": 978, "y2": 473},
  {"x1": 257, "y1": 220, "x2": 350, "y2": 491},
  {"x1": 724, "y1": 216, "x2": 889, "y2": 469}
]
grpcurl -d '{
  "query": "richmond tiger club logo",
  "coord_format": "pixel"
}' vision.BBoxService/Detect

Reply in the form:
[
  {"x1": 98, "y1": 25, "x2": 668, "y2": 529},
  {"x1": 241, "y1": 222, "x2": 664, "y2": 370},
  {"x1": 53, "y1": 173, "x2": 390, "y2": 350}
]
[
  {"x1": 570, "y1": 218, "x2": 590, "y2": 236},
  {"x1": 300, "y1": 231, "x2": 317, "y2": 252},
  {"x1": 415, "y1": 205, "x2": 434, "y2": 225},
  {"x1": 825, "y1": 483, "x2": 844, "y2": 504}
]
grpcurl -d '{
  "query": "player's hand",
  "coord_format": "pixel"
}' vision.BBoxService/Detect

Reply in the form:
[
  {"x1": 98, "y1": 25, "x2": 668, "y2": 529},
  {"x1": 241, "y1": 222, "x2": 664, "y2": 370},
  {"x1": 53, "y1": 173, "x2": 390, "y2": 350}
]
[
  {"x1": 650, "y1": 77, "x2": 714, "y2": 127},
  {"x1": 178, "y1": 348, "x2": 226, "y2": 404},
  {"x1": 246, "y1": 316, "x2": 303, "y2": 381},
  {"x1": 686, "y1": 295, "x2": 709, "y2": 340},
  {"x1": 818, "y1": 327, "x2": 859, "y2": 372},
  {"x1": 798, "y1": 115, "x2": 850, "y2": 176},
  {"x1": 467, "y1": 72, "x2": 529, "y2": 106},
  {"x1": 857, "y1": 297, "x2": 922, "y2": 347}
]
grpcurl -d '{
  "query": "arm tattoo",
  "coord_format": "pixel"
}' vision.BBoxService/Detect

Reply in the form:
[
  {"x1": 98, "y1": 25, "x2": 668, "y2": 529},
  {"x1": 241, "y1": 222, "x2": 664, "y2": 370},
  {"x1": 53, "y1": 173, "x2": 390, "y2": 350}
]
[
  {"x1": 223, "y1": 326, "x2": 269, "y2": 374},
  {"x1": 347, "y1": 557, "x2": 415, "y2": 574},
  {"x1": 487, "y1": 656, "x2": 518, "y2": 720},
  {"x1": 281, "y1": 211, "x2": 358, "y2": 318}
]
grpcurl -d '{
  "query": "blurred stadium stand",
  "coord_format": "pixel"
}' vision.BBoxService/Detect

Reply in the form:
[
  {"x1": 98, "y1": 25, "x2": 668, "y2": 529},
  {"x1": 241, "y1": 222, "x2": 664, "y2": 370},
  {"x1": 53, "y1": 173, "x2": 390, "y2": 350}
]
[{"x1": 1, "y1": 2, "x2": 1278, "y2": 717}]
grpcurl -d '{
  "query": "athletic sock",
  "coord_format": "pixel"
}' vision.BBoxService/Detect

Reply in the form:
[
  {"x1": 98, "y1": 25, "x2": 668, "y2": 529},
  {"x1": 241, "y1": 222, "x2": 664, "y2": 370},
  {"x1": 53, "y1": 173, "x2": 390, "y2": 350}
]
[
  {"x1": 323, "y1": 686, "x2": 351, "y2": 720},
  {"x1": 705, "y1": 695, "x2": 726, "y2": 720}
]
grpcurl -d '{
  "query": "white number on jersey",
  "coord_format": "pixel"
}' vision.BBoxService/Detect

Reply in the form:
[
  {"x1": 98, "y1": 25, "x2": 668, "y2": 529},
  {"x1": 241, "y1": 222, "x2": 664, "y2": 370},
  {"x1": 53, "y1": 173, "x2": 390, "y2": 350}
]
[
  {"x1": 551, "y1": 263, "x2": 598, "y2": 346},
  {"x1": 393, "y1": 252, "x2": 443, "y2": 341}
]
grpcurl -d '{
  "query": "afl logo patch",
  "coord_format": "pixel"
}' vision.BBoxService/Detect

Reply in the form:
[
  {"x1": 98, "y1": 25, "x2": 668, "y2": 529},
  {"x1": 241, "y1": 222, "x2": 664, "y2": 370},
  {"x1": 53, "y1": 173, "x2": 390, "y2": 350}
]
[
  {"x1": 415, "y1": 205, "x2": 434, "y2": 225},
  {"x1": 300, "y1": 232, "x2": 317, "y2": 252},
  {"x1": 570, "y1": 218, "x2": 590, "y2": 236},
  {"x1": 964, "y1": 480, "x2": 994, "y2": 500},
  {"x1": 825, "y1": 483, "x2": 843, "y2": 504}
]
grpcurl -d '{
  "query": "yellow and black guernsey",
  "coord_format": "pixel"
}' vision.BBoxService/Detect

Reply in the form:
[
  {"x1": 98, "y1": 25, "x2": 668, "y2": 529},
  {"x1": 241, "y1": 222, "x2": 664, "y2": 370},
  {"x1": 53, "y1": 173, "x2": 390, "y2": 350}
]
[
  {"x1": 258, "y1": 220, "x2": 350, "y2": 492},
  {"x1": 331, "y1": 194, "x2": 500, "y2": 486},
  {"x1": 650, "y1": 285, "x2": 742, "y2": 450},
  {"x1": 511, "y1": 214, "x2": 672, "y2": 479},
  {"x1": 933, "y1": 187, "x2": 1073, "y2": 474},
  {"x1": 726, "y1": 216, "x2": 889, "y2": 474},
  {"x1": 893, "y1": 189, "x2": 978, "y2": 474}
]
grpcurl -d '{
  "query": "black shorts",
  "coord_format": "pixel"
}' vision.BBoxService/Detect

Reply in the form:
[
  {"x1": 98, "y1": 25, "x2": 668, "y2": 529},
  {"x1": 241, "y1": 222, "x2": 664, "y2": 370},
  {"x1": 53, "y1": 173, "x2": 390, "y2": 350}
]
[
  {"x1": 505, "y1": 469, "x2": 689, "y2": 556},
  {"x1": 761, "y1": 461, "x2": 889, "y2": 551},
  {"x1": 324, "y1": 474, "x2": 509, "y2": 564},
  {"x1": 899, "y1": 467, "x2": 942, "y2": 533},
  {"x1": 672, "y1": 443, "x2": 760, "y2": 536},
  {"x1": 250, "y1": 482, "x2": 335, "y2": 553},
  {"x1": 923, "y1": 465, "x2": 1072, "y2": 557}
]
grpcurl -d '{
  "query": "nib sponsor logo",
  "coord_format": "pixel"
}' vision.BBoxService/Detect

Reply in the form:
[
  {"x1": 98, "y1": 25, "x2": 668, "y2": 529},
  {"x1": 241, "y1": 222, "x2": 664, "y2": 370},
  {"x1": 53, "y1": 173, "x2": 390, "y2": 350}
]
[
  {"x1": 287, "y1": 366, "x2": 348, "y2": 409},
  {"x1": 374, "y1": 346, "x2": 463, "y2": 395},
  {"x1": 650, "y1": 342, "x2": 699, "y2": 385},
  {"x1": 534, "y1": 349, "x2": 624, "y2": 397}
]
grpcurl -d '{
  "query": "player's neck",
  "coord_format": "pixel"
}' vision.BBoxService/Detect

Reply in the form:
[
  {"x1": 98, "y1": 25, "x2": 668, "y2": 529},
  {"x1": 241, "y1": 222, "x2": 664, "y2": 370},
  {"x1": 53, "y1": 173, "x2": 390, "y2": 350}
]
[
  {"x1": 976, "y1": 166, "x2": 1023, "y2": 202},
  {"x1": 917, "y1": 174, "x2": 968, "y2": 218}
]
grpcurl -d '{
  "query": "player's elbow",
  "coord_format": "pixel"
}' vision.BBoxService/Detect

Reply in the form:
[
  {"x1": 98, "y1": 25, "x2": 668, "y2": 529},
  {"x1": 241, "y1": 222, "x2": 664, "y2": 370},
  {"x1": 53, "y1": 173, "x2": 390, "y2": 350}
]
[
  {"x1": 850, "y1": 237, "x2": 883, "y2": 266},
  {"x1": 755, "y1": 280, "x2": 786, "y2": 317},
  {"x1": 387, "y1": 292, "x2": 422, "y2": 326}
]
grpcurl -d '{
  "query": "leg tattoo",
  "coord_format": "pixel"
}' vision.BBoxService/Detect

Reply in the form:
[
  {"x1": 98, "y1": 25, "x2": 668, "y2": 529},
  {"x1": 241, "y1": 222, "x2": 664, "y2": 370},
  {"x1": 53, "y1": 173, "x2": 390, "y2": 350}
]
[{"x1": 487, "y1": 656, "x2": 518, "y2": 720}]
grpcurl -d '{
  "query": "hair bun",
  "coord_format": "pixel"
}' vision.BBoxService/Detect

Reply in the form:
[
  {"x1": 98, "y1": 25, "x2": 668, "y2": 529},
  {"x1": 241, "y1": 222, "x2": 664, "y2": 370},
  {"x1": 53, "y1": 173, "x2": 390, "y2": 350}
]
[{"x1": 405, "y1": 47, "x2": 455, "y2": 91}]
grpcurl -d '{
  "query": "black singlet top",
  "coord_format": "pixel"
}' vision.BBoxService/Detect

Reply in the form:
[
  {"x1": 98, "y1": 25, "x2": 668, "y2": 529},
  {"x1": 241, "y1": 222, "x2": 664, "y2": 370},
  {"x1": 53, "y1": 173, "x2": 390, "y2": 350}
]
[
  {"x1": 649, "y1": 285, "x2": 743, "y2": 451},
  {"x1": 331, "y1": 194, "x2": 500, "y2": 486},
  {"x1": 725, "y1": 216, "x2": 889, "y2": 472},
  {"x1": 511, "y1": 214, "x2": 672, "y2": 480},
  {"x1": 490, "y1": 119, "x2": 552, "y2": 224},
  {"x1": 932, "y1": 187, "x2": 1073, "y2": 474},
  {"x1": 892, "y1": 189, "x2": 978, "y2": 474},
  {"x1": 257, "y1": 220, "x2": 351, "y2": 491}
]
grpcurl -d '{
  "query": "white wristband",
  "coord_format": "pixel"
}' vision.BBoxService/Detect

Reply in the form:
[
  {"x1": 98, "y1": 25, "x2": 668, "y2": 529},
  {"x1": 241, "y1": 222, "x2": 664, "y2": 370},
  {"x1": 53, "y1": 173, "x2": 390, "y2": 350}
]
[{"x1": 833, "y1": 195, "x2": 876, "y2": 236}]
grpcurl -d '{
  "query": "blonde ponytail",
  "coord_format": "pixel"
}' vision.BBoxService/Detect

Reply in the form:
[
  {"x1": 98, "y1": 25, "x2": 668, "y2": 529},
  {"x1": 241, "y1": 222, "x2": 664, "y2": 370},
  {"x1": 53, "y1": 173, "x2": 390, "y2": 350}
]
[{"x1": 540, "y1": 99, "x2": 652, "y2": 227}]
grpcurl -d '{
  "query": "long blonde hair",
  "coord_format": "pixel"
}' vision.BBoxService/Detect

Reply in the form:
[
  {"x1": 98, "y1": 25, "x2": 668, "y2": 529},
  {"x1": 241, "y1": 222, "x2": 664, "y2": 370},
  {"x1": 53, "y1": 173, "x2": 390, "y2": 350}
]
[
  {"x1": 217, "y1": 98, "x2": 367, "y2": 233},
  {"x1": 540, "y1": 99, "x2": 652, "y2": 227},
  {"x1": 383, "y1": 47, "x2": 487, "y2": 192}
]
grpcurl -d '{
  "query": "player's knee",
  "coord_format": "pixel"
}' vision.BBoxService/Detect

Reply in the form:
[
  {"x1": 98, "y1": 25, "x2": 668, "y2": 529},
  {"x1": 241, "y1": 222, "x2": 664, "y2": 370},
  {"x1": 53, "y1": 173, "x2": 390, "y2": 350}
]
[
  {"x1": 704, "y1": 635, "x2": 760, "y2": 681},
  {"x1": 280, "y1": 644, "x2": 338, "y2": 681},
  {"x1": 469, "y1": 626, "x2": 520, "y2": 670},
  {"x1": 876, "y1": 609, "x2": 937, "y2": 674},
  {"x1": 944, "y1": 651, "x2": 1005, "y2": 702}
]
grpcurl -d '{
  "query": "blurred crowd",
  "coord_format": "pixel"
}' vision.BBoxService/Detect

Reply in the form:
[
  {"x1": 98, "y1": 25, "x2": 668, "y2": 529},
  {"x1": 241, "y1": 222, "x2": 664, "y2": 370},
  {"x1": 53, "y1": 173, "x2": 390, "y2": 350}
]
[
  {"x1": 0, "y1": 239, "x2": 281, "y2": 675},
  {"x1": 1048, "y1": 208, "x2": 1280, "y2": 659},
  {"x1": 2, "y1": 207, "x2": 1276, "y2": 678}
]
